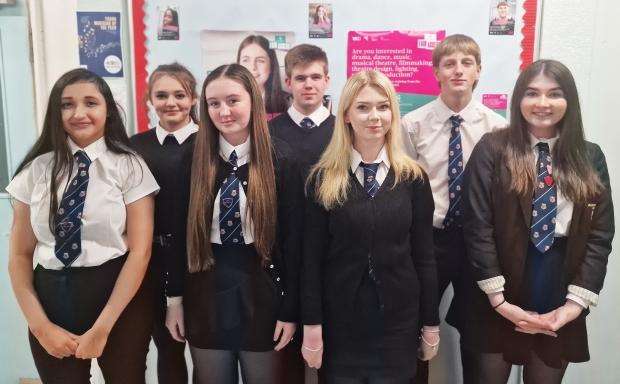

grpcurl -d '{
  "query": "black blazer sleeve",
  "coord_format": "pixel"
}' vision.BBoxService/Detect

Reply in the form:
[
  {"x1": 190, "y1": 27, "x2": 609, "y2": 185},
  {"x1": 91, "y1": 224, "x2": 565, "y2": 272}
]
[
  {"x1": 570, "y1": 143, "x2": 615, "y2": 294},
  {"x1": 301, "y1": 174, "x2": 330, "y2": 325},
  {"x1": 463, "y1": 133, "x2": 504, "y2": 281},
  {"x1": 165, "y1": 144, "x2": 193, "y2": 297},
  {"x1": 410, "y1": 172, "x2": 440, "y2": 326},
  {"x1": 274, "y1": 141, "x2": 304, "y2": 322}
]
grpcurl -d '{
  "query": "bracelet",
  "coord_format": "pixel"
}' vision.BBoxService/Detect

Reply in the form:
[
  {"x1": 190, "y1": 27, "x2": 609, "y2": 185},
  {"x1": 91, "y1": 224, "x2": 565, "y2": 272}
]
[
  {"x1": 421, "y1": 335, "x2": 440, "y2": 348},
  {"x1": 492, "y1": 299, "x2": 506, "y2": 310},
  {"x1": 302, "y1": 344, "x2": 323, "y2": 352}
]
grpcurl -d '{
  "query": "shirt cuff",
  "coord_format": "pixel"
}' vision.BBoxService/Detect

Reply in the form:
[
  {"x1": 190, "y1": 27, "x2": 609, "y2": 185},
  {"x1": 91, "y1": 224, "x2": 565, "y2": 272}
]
[
  {"x1": 477, "y1": 275, "x2": 506, "y2": 294},
  {"x1": 566, "y1": 294, "x2": 589, "y2": 309},
  {"x1": 166, "y1": 296, "x2": 183, "y2": 306},
  {"x1": 567, "y1": 285, "x2": 599, "y2": 307}
]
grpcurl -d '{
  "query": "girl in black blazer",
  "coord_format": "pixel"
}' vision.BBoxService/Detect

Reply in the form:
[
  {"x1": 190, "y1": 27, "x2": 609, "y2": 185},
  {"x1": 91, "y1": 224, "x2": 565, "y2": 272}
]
[
  {"x1": 462, "y1": 60, "x2": 614, "y2": 383},
  {"x1": 301, "y1": 70, "x2": 440, "y2": 383},
  {"x1": 130, "y1": 62, "x2": 199, "y2": 384},
  {"x1": 166, "y1": 64, "x2": 303, "y2": 384}
]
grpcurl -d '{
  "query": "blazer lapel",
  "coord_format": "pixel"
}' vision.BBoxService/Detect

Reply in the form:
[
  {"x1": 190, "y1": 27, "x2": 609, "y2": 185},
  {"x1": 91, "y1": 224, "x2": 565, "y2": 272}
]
[{"x1": 519, "y1": 187, "x2": 533, "y2": 228}]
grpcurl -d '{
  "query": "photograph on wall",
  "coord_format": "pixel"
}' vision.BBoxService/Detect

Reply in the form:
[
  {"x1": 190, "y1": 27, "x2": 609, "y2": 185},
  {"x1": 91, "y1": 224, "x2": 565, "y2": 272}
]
[
  {"x1": 347, "y1": 30, "x2": 445, "y2": 115},
  {"x1": 489, "y1": 0, "x2": 516, "y2": 35},
  {"x1": 200, "y1": 31, "x2": 295, "y2": 120},
  {"x1": 77, "y1": 11, "x2": 123, "y2": 77},
  {"x1": 309, "y1": 3, "x2": 333, "y2": 38},
  {"x1": 158, "y1": 5, "x2": 180, "y2": 40}
]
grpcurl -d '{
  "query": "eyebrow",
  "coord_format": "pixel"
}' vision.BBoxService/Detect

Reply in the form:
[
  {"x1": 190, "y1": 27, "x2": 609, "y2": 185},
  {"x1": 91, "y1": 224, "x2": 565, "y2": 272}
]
[
  {"x1": 206, "y1": 94, "x2": 243, "y2": 101},
  {"x1": 355, "y1": 99, "x2": 390, "y2": 104},
  {"x1": 526, "y1": 86, "x2": 563, "y2": 91}
]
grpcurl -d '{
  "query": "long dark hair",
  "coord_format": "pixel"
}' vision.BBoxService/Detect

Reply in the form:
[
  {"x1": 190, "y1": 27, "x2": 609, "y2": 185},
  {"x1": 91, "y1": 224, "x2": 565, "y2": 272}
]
[
  {"x1": 146, "y1": 62, "x2": 198, "y2": 123},
  {"x1": 505, "y1": 59, "x2": 602, "y2": 202},
  {"x1": 236, "y1": 35, "x2": 288, "y2": 114},
  {"x1": 187, "y1": 64, "x2": 277, "y2": 272},
  {"x1": 13, "y1": 68, "x2": 137, "y2": 231}
]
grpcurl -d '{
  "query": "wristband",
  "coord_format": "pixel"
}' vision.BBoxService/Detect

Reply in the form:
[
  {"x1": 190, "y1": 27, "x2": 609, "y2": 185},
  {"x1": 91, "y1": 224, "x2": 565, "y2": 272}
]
[{"x1": 492, "y1": 298, "x2": 506, "y2": 310}]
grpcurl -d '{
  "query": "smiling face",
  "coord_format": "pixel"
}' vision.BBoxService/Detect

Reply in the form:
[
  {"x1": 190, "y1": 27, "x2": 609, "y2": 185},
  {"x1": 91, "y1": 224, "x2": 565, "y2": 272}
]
[
  {"x1": 434, "y1": 51, "x2": 480, "y2": 97},
  {"x1": 345, "y1": 85, "x2": 392, "y2": 146},
  {"x1": 238, "y1": 43, "x2": 271, "y2": 92},
  {"x1": 150, "y1": 75, "x2": 196, "y2": 131},
  {"x1": 497, "y1": 4, "x2": 509, "y2": 18},
  {"x1": 60, "y1": 81, "x2": 107, "y2": 148},
  {"x1": 163, "y1": 9, "x2": 174, "y2": 25},
  {"x1": 520, "y1": 73, "x2": 567, "y2": 138},
  {"x1": 205, "y1": 77, "x2": 252, "y2": 145}
]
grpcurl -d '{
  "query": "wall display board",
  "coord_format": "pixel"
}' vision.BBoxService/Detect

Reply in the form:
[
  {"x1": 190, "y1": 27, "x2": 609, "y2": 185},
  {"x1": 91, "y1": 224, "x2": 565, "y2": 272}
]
[{"x1": 132, "y1": 0, "x2": 539, "y2": 131}]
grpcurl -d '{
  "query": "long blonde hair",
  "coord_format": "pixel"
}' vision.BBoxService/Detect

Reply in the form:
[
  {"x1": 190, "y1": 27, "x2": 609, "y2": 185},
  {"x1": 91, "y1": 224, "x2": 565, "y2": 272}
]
[
  {"x1": 187, "y1": 64, "x2": 277, "y2": 272},
  {"x1": 308, "y1": 70, "x2": 424, "y2": 209}
]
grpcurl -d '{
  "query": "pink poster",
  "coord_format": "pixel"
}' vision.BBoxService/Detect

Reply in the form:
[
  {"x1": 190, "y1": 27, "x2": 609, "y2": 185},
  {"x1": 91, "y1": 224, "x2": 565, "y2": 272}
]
[{"x1": 347, "y1": 30, "x2": 445, "y2": 95}]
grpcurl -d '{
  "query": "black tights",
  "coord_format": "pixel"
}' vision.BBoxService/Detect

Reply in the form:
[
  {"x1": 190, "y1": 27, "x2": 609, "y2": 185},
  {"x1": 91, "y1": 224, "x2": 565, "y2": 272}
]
[
  {"x1": 464, "y1": 348, "x2": 568, "y2": 384},
  {"x1": 190, "y1": 347, "x2": 283, "y2": 384}
]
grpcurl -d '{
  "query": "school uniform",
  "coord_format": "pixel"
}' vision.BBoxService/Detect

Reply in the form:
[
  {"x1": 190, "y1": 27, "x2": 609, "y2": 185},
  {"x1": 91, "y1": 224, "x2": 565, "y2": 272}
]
[
  {"x1": 401, "y1": 97, "x2": 506, "y2": 383},
  {"x1": 269, "y1": 104, "x2": 335, "y2": 175},
  {"x1": 6, "y1": 137, "x2": 159, "y2": 384},
  {"x1": 461, "y1": 129, "x2": 614, "y2": 373},
  {"x1": 302, "y1": 147, "x2": 439, "y2": 381},
  {"x1": 269, "y1": 104, "x2": 334, "y2": 382},
  {"x1": 130, "y1": 121, "x2": 198, "y2": 384},
  {"x1": 176, "y1": 135, "x2": 303, "y2": 383}
]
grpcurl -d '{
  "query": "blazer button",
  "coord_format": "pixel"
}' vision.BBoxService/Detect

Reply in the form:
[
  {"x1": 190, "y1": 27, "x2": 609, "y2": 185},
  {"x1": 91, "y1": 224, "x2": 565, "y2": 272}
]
[
  {"x1": 276, "y1": 277, "x2": 281, "y2": 282},
  {"x1": 243, "y1": 181, "x2": 247, "y2": 186},
  {"x1": 269, "y1": 264, "x2": 274, "y2": 268},
  {"x1": 233, "y1": 166, "x2": 238, "y2": 171}
]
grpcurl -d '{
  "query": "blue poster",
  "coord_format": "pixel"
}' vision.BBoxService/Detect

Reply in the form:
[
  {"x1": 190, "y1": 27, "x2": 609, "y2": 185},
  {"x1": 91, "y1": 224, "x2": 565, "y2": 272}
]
[{"x1": 77, "y1": 12, "x2": 123, "y2": 77}]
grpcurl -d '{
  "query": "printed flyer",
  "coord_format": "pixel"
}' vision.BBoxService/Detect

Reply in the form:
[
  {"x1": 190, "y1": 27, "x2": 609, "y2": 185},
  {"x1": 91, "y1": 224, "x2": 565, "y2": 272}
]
[
  {"x1": 77, "y1": 12, "x2": 123, "y2": 77},
  {"x1": 347, "y1": 30, "x2": 446, "y2": 114}
]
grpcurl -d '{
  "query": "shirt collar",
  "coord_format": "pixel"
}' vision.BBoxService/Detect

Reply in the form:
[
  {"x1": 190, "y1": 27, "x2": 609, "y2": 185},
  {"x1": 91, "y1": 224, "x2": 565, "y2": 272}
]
[
  {"x1": 434, "y1": 96, "x2": 478, "y2": 127},
  {"x1": 67, "y1": 136, "x2": 107, "y2": 162},
  {"x1": 219, "y1": 134, "x2": 251, "y2": 164},
  {"x1": 350, "y1": 145, "x2": 390, "y2": 174},
  {"x1": 529, "y1": 132, "x2": 559, "y2": 152},
  {"x1": 155, "y1": 120, "x2": 199, "y2": 145},
  {"x1": 287, "y1": 104, "x2": 331, "y2": 127}
]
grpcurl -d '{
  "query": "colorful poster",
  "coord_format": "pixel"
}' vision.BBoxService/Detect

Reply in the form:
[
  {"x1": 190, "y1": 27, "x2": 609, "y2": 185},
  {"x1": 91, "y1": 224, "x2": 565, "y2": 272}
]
[
  {"x1": 482, "y1": 93, "x2": 508, "y2": 117},
  {"x1": 158, "y1": 5, "x2": 180, "y2": 40},
  {"x1": 309, "y1": 3, "x2": 333, "y2": 38},
  {"x1": 77, "y1": 12, "x2": 123, "y2": 77},
  {"x1": 347, "y1": 30, "x2": 445, "y2": 115}
]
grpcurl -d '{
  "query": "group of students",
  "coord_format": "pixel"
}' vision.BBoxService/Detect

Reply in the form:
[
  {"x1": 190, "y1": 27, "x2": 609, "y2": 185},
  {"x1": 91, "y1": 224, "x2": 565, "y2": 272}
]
[{"x1": 6, "y1": 33, "x2": 614, "y2": 384}]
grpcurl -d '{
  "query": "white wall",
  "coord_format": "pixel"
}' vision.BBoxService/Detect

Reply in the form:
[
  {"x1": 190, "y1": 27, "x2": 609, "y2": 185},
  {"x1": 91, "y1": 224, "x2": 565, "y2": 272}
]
[{"x1": 539, "y1": 0, "x2": 620, "y2": 382}]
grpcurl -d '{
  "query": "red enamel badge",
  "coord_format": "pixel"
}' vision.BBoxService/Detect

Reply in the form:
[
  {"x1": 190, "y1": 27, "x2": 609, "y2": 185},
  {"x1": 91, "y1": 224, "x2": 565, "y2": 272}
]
[{"x1": 544, "y1": 175, "x2": 554, "y2": 187}]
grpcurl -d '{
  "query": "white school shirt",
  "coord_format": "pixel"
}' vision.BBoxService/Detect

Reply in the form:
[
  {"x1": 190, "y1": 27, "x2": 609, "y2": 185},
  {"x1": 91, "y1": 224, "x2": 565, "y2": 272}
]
[
  {"x1": 6, "y1": 136, "x2": 160, "y2": 270},
  {"x1": 209, "y1": 135, "x2": 255, "y2": 244},
  {"x1": 154, "y1": 120, "x2": 199, "y2": 145},
  {"x1": 287, "y1": 104, "x2": 331, "y2": 128},
  {"x1": 401, "y1": 97, "x2": 507, "y2": 228},
  {"x1": 350, "y1": 146, "x2": 390, "y2": 187}
]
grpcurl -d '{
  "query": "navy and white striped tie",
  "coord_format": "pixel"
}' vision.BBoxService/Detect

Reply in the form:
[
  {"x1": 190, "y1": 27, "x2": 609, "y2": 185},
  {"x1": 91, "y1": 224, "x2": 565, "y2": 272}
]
[
  {"x1": 530, "y1": 142, "x2": 557, "y2": 252},
  {"x1": 54, "y1": 150, "x2": 91, "y2": 267},
  {"x1": 360, "y1": 162, "x2": 380, "y2": 198},
  {"x1": 219, "y1": 150, "x2": 244, "y2": 245},
  {"x1": 443, "y1": 115, "x2": 465, "y2": 228}
]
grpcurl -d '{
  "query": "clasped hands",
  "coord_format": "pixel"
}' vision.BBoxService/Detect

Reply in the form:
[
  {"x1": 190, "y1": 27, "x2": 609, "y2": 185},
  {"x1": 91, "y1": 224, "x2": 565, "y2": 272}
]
[
  {"x1": 31, "y1": 320, "x2": 111, "y2": 360},
  {"x1": 488, "y1": 293, "x2": 584, "y2": 337}
]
